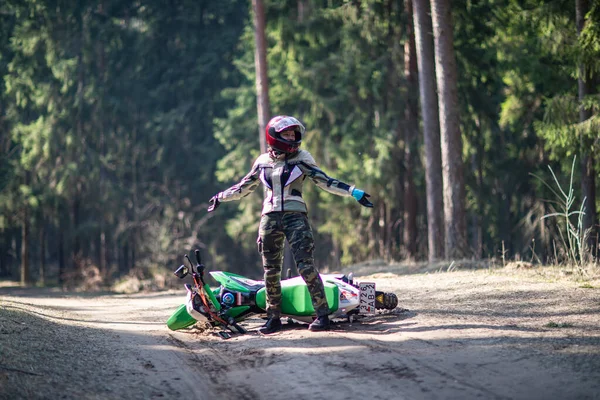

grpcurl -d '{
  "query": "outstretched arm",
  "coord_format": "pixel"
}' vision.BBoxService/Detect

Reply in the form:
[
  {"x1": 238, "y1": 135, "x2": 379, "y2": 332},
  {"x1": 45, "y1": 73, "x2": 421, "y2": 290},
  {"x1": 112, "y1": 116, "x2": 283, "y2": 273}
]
[
  {"x1": 208, "y1": 159, "x2": 263, "y2": 212},
  {"x1": 295, "y1": 153, "x2": 373, "y2": 208}
]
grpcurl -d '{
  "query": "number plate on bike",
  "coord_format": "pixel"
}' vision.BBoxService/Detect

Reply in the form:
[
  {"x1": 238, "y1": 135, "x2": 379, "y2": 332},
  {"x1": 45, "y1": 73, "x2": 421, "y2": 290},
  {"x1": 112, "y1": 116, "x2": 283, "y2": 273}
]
[{"x1": 359, "y1": 282, "x2": 376, "y2": 315}]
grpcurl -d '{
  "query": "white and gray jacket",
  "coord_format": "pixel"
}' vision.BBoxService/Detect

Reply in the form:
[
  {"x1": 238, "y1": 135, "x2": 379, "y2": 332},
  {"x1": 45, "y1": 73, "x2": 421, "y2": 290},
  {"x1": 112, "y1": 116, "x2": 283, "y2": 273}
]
[{"x1": 216, "y1": 150, "x2": 355, "y2": 215}]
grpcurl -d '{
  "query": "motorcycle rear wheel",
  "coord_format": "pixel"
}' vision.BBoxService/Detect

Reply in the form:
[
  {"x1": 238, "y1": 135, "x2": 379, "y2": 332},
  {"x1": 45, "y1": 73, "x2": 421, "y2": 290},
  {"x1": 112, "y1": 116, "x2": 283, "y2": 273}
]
[{"x1": 375, "y1": 292, "x2": 398, "y2": 310}]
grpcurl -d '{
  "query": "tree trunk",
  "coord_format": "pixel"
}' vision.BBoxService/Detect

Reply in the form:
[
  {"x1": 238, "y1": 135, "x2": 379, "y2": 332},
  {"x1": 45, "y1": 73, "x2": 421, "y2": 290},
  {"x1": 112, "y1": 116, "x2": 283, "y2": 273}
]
[
  {"x1": 97, "y1": 10, "x2": 108, "y2": 275},
  {"x1": 100, "y1": 230, "x2": 107, "y2": 275},
  {"x1": 253, "y1": 0, "x2": 270, "y2": 154},
  {"x1": 20, "y1": 208, "x2": 30, "y2": 286},
  {"x1": 131, "y1": 118, "x2": 138, "y2": 272},
  {"x1": 0, "y1": 226, "x2": 4, "y2": 277},
  {"x1": 392, "y1": 141, "x2": 405, "y2": 258},
  {"x1": 497, "y1": 176, "x2": 512, "y2": 260},
  {"x1": 430, "y1": 0, "x2": 468, "y2": 259},
  {"x1": 413, "y1": 0, "x2": 444, "y2": 261},
  {"x1": 121, "y1": 241, "x2": 129, "y2": 274},
  {"x1": 403, "y1": 0, "x2": 419, "y2": 260},
  {"x1": 297, "y1": 0, "x2": 309, "y2": 23},
  {"x1": 381, "y1": 201, "x2": 390, "y2": 261},
  {"x1": 71, "y1": 193, "x2": 81, "y2": 269},
  {"x1": 470, "y1": 153, "x2": 482, "y2": 258},
  {"x1": 72, "y1": 11, "x2": 85, "y2": 270},
  {"x1": 576, "y1": 0, "x2": 598, "y2": 257},
  {"x1": 253, "y1": 0, "x2": 295, "y2": 270},
  {"x1": 58, "y1": 221, "x2": 65, "y2": 284},
  {"x1": 581, "y1": 153, "x2": 597, "y2": 257},
  {"x1": 39, "y1": 224, "x2": 46, "y2": 286},
  {"x1": 472, "y1": 137, "x2": 484, "y2": 259}
]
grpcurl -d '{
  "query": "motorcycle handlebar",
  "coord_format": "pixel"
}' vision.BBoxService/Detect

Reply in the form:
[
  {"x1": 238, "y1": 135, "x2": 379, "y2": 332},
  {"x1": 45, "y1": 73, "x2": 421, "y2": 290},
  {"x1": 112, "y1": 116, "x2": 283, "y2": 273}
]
[
  {"x1": 181, "y1": 249, "x2": 206, "y2": 280},
  {"x1": 184, "y1": 254, "x2": 194, "y2": 273}
]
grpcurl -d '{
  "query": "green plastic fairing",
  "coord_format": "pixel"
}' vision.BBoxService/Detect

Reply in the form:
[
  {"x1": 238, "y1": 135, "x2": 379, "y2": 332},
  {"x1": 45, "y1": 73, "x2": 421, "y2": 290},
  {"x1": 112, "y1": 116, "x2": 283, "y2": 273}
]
[
  {"x1": 210, "y1": 271, "x2": 264, "y2": 293},
  {"x1": 255, "y1": 278, "x2": 339, "y2": 316},
  {"x1": 166, "y1": 304, "x2": 197, "y2": 331},
  {"x1": 225, "y1": 305, "x2": 251, "y2": 319}
]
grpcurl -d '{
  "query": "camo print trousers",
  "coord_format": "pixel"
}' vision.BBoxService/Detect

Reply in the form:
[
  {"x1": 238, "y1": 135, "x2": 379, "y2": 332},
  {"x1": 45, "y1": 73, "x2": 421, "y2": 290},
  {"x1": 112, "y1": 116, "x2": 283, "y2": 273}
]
[{"x1": 257, "y1": 211, "x2": 329, "y2": 318}]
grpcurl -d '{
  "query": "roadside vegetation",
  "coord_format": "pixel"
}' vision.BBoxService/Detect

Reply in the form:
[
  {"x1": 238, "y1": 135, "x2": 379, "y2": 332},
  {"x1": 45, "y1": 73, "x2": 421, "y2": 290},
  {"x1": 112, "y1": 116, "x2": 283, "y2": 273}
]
[{"x1": 0, "y1": 0, "x2": 598, "y2": 289}]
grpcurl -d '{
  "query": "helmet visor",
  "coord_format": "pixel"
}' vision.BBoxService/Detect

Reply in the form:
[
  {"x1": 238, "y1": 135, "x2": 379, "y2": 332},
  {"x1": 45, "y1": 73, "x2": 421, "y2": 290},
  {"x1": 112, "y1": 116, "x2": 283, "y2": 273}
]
[{"x1": 271, "y1": 116, "x2": 305, "y2": 135}]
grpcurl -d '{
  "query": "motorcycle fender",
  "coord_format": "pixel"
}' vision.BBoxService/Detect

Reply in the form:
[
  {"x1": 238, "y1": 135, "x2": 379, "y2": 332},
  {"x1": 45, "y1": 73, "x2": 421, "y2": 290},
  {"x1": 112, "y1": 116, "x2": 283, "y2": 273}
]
[{"x1": 166, "y1": 304, "x2": 197, "y2": 331}]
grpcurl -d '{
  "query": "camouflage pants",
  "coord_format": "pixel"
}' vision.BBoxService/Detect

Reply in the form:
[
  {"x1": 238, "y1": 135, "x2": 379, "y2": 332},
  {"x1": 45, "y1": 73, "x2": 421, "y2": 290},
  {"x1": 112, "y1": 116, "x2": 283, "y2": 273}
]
[{"x1": 257, "y1": 211, "x2": 329, "y2": 318}]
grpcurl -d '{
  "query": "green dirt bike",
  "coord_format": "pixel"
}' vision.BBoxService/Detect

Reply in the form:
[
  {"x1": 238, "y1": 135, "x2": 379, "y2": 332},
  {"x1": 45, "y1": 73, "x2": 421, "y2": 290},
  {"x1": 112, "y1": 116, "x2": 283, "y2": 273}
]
[{"x1": 167, "y1": 250, "x2": 399, "y2": 335}]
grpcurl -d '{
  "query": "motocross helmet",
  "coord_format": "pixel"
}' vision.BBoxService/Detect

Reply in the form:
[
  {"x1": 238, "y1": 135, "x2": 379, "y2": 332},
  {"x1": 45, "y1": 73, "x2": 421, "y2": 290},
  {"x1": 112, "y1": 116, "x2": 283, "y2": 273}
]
[{"x1": 266, "y1": 115, "x2": 305, "y2": 154}]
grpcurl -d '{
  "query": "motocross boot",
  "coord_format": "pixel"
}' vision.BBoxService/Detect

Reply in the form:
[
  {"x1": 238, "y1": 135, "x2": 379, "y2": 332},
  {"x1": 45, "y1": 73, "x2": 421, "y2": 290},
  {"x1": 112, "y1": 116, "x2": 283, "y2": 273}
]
[
  {"x1": 258, "y1": 317, "x2": 282, "y2": 335},
  {"x1": 308, "y1": 315, "x2": 330, "y2": 331}
]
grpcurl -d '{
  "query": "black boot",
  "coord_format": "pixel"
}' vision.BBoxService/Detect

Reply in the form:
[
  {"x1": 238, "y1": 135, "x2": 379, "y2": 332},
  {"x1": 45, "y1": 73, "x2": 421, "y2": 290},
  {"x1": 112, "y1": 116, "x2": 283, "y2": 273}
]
[
  {"x1": 258, "y1": 317, "x2": 282, "y2": 335},
  {"x1": 308, "y1": 315, "x2": 330, "y2": 331}
]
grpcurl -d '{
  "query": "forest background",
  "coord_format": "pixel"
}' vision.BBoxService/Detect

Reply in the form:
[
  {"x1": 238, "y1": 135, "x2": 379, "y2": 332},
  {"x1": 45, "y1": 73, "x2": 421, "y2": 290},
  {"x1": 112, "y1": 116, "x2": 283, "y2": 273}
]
[{"x1": 0, "y1": 0, "x2": 598, "y2": 289}]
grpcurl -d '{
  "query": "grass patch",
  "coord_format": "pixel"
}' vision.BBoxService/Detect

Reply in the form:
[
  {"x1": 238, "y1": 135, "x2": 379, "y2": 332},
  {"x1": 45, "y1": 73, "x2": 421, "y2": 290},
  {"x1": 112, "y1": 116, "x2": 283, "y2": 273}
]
[{"x1": 579, "y1": 283, "x2": 595, "y2": 289}]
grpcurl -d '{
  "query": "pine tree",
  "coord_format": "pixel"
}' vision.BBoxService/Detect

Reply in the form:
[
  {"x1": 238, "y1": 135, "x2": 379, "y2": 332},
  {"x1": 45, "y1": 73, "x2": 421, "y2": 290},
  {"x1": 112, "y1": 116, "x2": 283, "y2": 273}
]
[{"x1": 431, "y1": 0, "x2": 468, "y2": 259}]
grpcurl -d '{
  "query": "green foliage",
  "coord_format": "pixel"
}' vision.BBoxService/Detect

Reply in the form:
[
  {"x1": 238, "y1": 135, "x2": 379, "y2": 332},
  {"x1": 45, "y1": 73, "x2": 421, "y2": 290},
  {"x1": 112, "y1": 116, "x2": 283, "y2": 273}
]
[
  {"x1": 579, "y1": 1, "x2": 600, "y2": 75},
  {"x1": 1, "y1": 0, "x2": 599, "y2": 283},
  {"x1": 214, "y1": 0, "x2": 408, "y2": 266},
  {"x1": 1, "y1": 0, "x2": 249, "y2": 281},
  {"x1": 210, "y1": 0, "x2": 600, "y2": 267}
]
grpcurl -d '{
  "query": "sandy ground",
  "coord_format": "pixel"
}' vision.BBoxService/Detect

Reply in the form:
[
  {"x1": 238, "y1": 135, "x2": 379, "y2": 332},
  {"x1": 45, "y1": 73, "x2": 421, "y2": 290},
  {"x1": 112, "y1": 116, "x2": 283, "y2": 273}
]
[{"x1": 1, "y1": 264, "x2": 600, "y2": 400}]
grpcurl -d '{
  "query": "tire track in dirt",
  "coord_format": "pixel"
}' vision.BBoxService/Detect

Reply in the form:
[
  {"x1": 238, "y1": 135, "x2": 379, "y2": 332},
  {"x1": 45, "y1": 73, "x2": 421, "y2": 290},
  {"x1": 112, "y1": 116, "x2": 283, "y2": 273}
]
[
  {"x1": 1, "y1": 290, "x2": 222, "y2": 399},
  {"x1": 166, "y1": 332, "x2": 260, "y2": 400},
  {"x1": 3, "y1": 268, "x2": 600, "y2": 400}
]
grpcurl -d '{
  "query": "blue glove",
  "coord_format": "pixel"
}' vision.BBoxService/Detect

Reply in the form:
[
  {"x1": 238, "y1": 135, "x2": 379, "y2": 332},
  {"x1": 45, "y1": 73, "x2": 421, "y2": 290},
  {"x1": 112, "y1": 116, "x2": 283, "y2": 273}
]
[{"x1": 351, "y1": 188, "x2": 373, "y2": 208}]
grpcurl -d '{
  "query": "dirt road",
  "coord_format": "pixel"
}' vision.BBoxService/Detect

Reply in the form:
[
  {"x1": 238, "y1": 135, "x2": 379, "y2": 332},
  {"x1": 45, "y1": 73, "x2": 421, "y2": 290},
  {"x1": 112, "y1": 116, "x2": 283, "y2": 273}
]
[{"x1": 2, "y1": 266, "x2": 600, "y2": 400}]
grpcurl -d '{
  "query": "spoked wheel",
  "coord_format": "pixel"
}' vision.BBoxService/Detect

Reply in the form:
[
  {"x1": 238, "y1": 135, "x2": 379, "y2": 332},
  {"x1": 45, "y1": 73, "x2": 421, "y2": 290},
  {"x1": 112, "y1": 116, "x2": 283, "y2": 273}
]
[{"x1": 375, "y1": 292, "x2": 398, "y2": 310}]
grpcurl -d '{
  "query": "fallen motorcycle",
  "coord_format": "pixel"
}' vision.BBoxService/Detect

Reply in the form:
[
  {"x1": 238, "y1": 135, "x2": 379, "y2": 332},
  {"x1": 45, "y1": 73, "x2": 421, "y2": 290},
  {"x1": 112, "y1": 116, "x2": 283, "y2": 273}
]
[{"x1": 166, "y1": 250, "x2": 399, "y2": 334}]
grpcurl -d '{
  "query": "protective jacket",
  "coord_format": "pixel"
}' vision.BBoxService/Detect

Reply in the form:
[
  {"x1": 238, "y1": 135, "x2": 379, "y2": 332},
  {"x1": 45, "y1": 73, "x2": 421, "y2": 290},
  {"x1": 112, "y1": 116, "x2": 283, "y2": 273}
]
[{"x1": 216, "y1": 150, "x2": 355, "y2": 215}]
